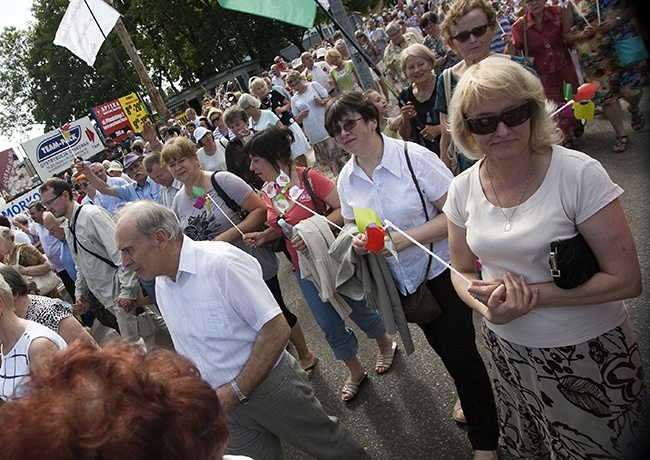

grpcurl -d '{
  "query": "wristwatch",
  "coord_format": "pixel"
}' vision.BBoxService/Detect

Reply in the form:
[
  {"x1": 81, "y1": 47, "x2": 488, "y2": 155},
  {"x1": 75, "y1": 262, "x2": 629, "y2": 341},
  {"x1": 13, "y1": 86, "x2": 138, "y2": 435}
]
[{"x1": 230, "y1": 379, "x2": 250, "y2": 405}]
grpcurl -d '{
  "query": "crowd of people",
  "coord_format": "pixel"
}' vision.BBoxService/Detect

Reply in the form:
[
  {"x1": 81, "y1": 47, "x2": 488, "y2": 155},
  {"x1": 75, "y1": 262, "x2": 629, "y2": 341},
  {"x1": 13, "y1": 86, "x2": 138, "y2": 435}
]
[{"x1": 0, "y1": 0, "x2": 648, "y2": 459}]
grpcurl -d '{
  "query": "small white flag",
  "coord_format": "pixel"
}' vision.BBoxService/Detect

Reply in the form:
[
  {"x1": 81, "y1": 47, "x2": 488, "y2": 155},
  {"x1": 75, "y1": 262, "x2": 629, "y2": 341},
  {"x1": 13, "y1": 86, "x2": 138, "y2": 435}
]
[{"x1": 54, "y1": 0, "x2": 121, "y2": 67}]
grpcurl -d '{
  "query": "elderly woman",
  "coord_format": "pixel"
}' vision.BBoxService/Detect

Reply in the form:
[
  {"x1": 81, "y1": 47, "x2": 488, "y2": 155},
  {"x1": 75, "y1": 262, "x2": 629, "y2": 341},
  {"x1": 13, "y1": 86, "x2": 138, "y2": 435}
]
[
  {"x1": 445, "y1": 56, "x2": 646, "y2": 459},
  {"x1": 0, "y1": 264, "x2": 95, "y2": 347},
  {"x1": 0, "y1": 227, "x2": 62, "y2": 299},
  {"x1": 436, "y1": 0, "x2": 534, "y2": 173},
  {"x1": 398, "y1": 44, "x2": 442, "y2": 155},
  {"x1": 244, "y1": 126, "x2": 397, "y2": 402},
  {"x1": 223, "y1": 106, "x2": 265, "y2": 189},
  {"x1": 504, "y1": 0, "x2": 582, "y2": 146},
  {"x1": 0, "y1": 275, "x2": 66, "y2": 401},
  {"x1": 160, "y1": 137, "x2": 318, "y2": 377},
  {"x1": 285, "y1": 70, "x2": 347, "y2": 174},
  {"x1": 325, "y1": 48, "x2": 363, "y2": 93},
  {"x1": 249, "y1": 76, "x2": 293, "y2": 126},
  {"x1": 325, "y1": 92, "x2": 498, "y2": 458},
  {"x1": 564, "y1": 0, "x2": 645, "y2": 152},
  {"x1": 238, "y1": 93, "x2": 310, "y2": 168}
]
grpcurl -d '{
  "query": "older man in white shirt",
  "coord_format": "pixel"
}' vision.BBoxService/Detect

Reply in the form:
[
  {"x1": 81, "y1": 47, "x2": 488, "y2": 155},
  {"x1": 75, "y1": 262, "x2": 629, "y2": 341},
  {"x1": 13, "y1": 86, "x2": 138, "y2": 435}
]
[{"x1": 115, "y1": 201, "x2": 370, "y2": 460}]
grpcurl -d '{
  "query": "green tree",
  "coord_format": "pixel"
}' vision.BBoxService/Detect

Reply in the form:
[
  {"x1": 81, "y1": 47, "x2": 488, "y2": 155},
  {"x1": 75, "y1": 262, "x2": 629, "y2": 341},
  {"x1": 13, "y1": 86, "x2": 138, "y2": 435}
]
[
  {"x1": 0, "y1": 27, "x2": 36, "y2": 135},
  {"x1": 27, "y1": 0, "x2": 141, "y2": 130}
]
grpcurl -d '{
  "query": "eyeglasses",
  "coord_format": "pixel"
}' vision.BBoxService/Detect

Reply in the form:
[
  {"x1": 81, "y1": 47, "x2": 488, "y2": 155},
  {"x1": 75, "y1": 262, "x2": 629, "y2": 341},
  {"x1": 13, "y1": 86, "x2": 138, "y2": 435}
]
[
  {"x1": 465, "y1": 101, "x2": 533, "y2": 135},
  {"x1": 331, "y1": 117, "x2": 365, "y2": 137},
  {"x1": 451, "y1": 23, "x2": 490, "y2": 42},
  {"x1": 42, "y1": 191, "x2": 63, "y2": 208},
  {"x1": 210, "y1": 117, "x2": 220, "y2": 123},
  {"x1": 78, "y1": 182, "x2": 89, "y2": 188}
]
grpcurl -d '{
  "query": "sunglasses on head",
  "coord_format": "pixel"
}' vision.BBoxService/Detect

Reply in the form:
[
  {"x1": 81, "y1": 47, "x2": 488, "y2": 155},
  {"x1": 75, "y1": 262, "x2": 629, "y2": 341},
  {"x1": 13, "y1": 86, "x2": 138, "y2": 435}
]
[
  {"x1": 331, "y1": 117, "x2": 364, "y2": 137},
  {"x1": 465, "y1": 101, "x2": 533, "y2": 135},
  {"x1": 452, "y1": 23, "x2": 490, "y2": 43}
]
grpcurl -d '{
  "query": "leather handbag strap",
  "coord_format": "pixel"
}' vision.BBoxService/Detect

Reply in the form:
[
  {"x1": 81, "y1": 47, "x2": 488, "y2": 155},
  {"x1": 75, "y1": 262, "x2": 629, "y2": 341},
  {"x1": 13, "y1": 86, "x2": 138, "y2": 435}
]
[{"x1": 402, "y1": 141, "x2": 433, "y2": 279}]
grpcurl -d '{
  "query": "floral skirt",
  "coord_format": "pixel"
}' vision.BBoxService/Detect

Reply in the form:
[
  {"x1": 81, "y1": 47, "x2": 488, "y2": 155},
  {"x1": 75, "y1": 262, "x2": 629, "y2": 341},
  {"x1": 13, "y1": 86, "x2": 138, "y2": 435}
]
[{"x1": 483, "y1": 318, "x2": 647, "y2": 459}]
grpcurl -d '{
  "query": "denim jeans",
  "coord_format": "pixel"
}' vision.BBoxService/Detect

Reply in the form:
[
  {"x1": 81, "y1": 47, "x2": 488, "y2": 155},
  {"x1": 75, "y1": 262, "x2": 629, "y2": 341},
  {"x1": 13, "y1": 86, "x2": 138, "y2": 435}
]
[{"x1": 296, "y1": 273, "x2": 386, "y2": 360}]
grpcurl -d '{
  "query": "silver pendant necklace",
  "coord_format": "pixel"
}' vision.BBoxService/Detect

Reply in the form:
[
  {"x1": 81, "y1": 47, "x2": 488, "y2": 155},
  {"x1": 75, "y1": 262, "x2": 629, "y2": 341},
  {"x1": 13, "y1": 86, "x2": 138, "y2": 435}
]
[{"x1": 486, "y1": 152, "x2": 536, "y2": 232}]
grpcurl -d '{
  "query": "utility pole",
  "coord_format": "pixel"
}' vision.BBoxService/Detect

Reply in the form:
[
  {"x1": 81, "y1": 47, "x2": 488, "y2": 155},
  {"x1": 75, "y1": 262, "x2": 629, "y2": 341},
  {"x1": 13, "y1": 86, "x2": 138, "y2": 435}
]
[{"x1": 105, "y1": 0, "x2": 171, "y2": 124}]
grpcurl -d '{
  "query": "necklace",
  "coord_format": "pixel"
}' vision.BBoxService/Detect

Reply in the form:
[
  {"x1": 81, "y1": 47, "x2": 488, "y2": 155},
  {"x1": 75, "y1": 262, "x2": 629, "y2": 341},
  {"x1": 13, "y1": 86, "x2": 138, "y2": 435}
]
[{"x1": 486, "y1": 152, "x2": 536, "y2": 232}]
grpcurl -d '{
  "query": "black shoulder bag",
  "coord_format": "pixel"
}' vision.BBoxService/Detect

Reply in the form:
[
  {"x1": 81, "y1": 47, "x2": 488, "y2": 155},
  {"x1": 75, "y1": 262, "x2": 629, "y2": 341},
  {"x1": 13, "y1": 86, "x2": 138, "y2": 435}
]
[
  {"x1": 398, "y1": 142, "x2": 442, "y2": 323},
  {"x1": 210, "y1": 171, "x2": 285, "y2": 252}
]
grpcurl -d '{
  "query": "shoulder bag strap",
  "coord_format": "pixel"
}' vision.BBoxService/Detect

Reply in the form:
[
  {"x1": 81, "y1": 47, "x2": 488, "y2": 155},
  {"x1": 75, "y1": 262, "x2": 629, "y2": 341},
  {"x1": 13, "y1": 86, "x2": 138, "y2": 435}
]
[
  {"x1": 402, "y1": 142, "x2": 433, "y2": 277},
  {"x1": 301, "y1": 168, "x2": 326, "y2": 215},
  {"x1": 210, "y1": 171, "x2": 249, "y2": 219},
  {"x1": 69, "y1": 205, "x2": 118, "y2": 269}
]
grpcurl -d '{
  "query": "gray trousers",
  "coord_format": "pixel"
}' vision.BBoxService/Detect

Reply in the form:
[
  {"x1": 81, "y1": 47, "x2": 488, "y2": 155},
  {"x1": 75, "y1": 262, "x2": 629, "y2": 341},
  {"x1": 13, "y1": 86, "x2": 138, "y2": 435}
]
[{"x1": 226, "y1": 351, "x2": 369, "y2": 460}]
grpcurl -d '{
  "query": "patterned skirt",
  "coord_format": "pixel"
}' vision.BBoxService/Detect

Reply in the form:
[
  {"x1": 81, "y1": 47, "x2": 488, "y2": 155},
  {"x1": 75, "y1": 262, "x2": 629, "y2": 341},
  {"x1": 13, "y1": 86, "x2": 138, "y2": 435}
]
[{"x1": 483, "y1": 318, "x2": 648, "y2": 459}]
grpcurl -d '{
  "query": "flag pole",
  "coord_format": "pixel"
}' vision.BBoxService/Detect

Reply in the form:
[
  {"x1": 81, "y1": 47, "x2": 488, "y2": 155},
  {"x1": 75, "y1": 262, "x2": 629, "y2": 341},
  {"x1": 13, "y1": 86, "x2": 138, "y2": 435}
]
[{"x1": 81, "y1": 0, "x2": 146, "y2": 113}]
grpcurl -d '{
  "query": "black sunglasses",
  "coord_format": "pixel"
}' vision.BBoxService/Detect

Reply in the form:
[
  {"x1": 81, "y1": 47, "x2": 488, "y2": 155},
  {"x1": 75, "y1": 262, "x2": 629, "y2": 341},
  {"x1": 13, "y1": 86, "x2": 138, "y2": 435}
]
[
  {"x1": 465, "y1": 101, "x2": 533, "y2": 135},
  {"x1": 331, "y1": 117, "x2": 364, "y2": 137},
  {"x1": 452, "y1": 23, "x2": 490, "y2": 43}
]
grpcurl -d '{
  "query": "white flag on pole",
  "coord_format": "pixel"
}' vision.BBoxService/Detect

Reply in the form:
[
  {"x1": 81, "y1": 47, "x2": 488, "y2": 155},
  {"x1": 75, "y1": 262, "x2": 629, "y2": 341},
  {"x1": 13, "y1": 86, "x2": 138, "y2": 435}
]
[{"x1": 54, "y1": 0, "x2": 121, "y2": 67}]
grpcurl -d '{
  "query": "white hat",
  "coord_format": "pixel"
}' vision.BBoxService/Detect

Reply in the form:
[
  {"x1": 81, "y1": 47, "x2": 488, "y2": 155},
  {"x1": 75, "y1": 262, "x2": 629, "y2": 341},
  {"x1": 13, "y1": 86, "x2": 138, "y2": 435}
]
[
  {"x1": 291, "y1": 58, "x2": 302, "y2": 69},
  {"x1": 107, "y1": 161, "x2": 123, "y2": 173},
  {"x1": 194, "y1": 126, "x2": 210, "y2": 144},
  {"x1": 316, "y1": 48, "x2": 326, "y2": 58}
]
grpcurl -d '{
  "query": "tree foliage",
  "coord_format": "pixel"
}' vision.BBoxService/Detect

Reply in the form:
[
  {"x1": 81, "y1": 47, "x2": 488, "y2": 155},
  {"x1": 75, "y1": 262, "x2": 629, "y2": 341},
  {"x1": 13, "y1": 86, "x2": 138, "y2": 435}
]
[
  {"x1": 0, "y1": 27, "x2": 36, "y2": 135},
  {"x1": 0, "y1": 0, "x2": 378, "y2": 134}
]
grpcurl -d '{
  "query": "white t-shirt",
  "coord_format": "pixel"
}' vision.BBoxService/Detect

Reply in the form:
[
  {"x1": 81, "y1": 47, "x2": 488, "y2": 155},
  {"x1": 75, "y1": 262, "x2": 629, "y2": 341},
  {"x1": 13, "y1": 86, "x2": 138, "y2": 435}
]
[
  {"x1": 291, "y1": 82, "x2": 330, "y2": 144},
  {"x1": 444, "y1": 146, "x2": 627, "y2": 348},
  {"x1": 197, "y1": 142, "x2": 227, "y2": 172},
  {"x1": 250, "y1": 110, "x2": 280, "y2": 131},
  {"x1": 303, "y1": 61, "x2": 334, "y2": 92},
  {"x1": 337, "y1": 135, "x2": 453, "y2": 295}
]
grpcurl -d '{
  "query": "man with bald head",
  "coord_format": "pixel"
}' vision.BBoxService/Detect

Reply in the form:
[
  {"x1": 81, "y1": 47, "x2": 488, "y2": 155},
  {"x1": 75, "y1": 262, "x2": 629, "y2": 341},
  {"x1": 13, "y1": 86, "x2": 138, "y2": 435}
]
[
  {"x1": 300, "y1": 51, "x2": 334, "y2": 94},
  {"x1": 115, "y1": 201, "x2": 369, "y2": 460}
]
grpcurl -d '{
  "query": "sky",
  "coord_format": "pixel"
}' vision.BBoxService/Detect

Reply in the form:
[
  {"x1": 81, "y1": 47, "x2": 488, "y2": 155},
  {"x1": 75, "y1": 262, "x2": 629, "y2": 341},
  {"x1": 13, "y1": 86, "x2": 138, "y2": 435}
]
[{"x1": 0, "y1": 1, "x2": 41, "y2": 151}]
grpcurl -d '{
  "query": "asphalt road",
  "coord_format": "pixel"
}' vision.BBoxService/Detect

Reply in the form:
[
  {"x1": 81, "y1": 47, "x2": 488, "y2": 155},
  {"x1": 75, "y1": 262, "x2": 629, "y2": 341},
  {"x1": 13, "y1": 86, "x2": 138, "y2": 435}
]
[{"x1": 276, "y1": 93, "x2": 650, "y2": 460}]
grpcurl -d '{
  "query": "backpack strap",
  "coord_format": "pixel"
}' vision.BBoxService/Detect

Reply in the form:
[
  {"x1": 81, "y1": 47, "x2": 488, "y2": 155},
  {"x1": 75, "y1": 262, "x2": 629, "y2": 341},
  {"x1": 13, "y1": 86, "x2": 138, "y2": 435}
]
[
  {"x1": 69, "y1": 205, "x2": 118, "y2": 269},
  {"x1": 210, "y1": 171, "x2": 249, "y2": 219}
]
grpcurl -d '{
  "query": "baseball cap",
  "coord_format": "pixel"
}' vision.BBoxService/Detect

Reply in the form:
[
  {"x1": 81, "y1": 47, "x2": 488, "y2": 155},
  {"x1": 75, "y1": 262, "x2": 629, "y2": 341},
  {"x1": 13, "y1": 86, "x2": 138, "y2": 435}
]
[
  {"x1": 291, "y1": 58, "x2": 302, "y2": 69},
  {"x1": 122, "y1": 153, "x2": 142, "y2": 170},
  {"x1": 316, "y1": 48, "x2": 326, "y2": 58},
  {"x1": 194, "y1": 127, "x2": 210, "y2": 144}
]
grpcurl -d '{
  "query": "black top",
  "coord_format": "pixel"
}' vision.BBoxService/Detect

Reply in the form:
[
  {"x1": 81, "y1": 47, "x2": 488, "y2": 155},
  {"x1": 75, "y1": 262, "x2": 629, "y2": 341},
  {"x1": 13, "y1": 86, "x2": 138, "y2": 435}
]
[
  {"x1": 399, "y1": 82, "x2": 441, "y2": 155},
  {"x1": 260, "y1": 89, "x2": 293, "y2": 126}
]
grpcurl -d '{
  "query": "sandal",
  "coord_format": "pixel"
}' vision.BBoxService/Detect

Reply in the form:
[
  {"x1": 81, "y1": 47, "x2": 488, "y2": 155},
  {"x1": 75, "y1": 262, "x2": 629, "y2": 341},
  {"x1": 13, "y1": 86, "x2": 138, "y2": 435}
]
[
  {"x1": 612, "y1": 135, "x2": 629, "y2": 153},
  {"x1": 453, "y1": 398, "x2": 467, "y2": 423},
  {"x1": 375, "y1": 341, "x2": 398, "y2": 374},
  {"x1": 301, "y1": 354, "x2": 319, "y2": 379},
  {"x1": 341, "y1": 372, "x2": 368, "y2": 401},
  {"x1": 630, "y1": 109, "x2": 645, "y2": 131}
]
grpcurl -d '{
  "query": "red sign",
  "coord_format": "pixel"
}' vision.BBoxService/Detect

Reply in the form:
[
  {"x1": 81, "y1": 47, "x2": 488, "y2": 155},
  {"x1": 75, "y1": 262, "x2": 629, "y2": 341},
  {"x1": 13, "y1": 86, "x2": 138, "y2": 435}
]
[{"x1": 91, "y1": 99, "x2": 132, "y2": 142}]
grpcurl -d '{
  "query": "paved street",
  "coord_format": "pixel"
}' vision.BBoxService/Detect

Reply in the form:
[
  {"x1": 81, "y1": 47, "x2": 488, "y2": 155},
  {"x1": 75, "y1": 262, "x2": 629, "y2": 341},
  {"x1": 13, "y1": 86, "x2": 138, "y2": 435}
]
[{"x1": 276, "y1": 93, "x2": 650, "y2": 460}]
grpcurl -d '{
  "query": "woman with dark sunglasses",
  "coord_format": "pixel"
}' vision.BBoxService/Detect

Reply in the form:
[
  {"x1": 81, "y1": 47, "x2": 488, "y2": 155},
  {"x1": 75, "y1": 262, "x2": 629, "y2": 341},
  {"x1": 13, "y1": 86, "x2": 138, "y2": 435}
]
[
  {"x1": 445, "y1": 56, "x2": 646, "y2": 459},
  {"x1": 325, "y1": 91, "x2": 499, "y2": 460},
  {"x1": 436, "y1": 0, "x2": 535, "y2": 174}
]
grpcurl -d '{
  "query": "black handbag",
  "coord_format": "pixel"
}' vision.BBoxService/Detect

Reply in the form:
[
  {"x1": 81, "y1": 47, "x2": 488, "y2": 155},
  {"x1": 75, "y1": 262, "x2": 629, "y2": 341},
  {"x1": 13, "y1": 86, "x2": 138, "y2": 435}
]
[
  {"x1": 549, "y1": 233, "x2": 599, "y2": 289},
  {"x1": 398, "y1": 142, "x2": 442, "y2": 323}
]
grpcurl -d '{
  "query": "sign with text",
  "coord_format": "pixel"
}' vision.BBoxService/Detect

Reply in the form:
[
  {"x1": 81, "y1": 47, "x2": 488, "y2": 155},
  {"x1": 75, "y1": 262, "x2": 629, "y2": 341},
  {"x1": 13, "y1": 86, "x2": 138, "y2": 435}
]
[
  {"x1": 0, "y1": 148, "x2": 38, "y2": 203},
  {"x1": 91, "y1": 98, "x2": 132, "y2": 142},
  {"x1": 21, "y1": 116, "x2": 104, "y2": 181},
  {"x1": 119, "y1": 93, "x2": 149, "y2": 133},
  {"x1": 0, "y1": 187, "x2": 41, "y2": 218}
]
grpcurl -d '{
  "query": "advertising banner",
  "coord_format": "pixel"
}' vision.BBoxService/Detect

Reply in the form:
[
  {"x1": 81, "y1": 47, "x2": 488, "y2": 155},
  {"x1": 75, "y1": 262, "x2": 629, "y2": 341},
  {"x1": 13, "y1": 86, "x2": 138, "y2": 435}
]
[
  {"x1": 0, "y1": 187, "x2": 41, "y2": 219},
  {"x1": 20, "y1": 116, "x2": 104, "y2": 181},
  {"x1": 118, "y1": 93, "x2": 149, "y2": 133},
  {"x1": 0, "y1": 148, "x2": 37, "y2": 203},
  {"x1": 91, "y1": 99, "x2": 132, "y2": 142}
]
